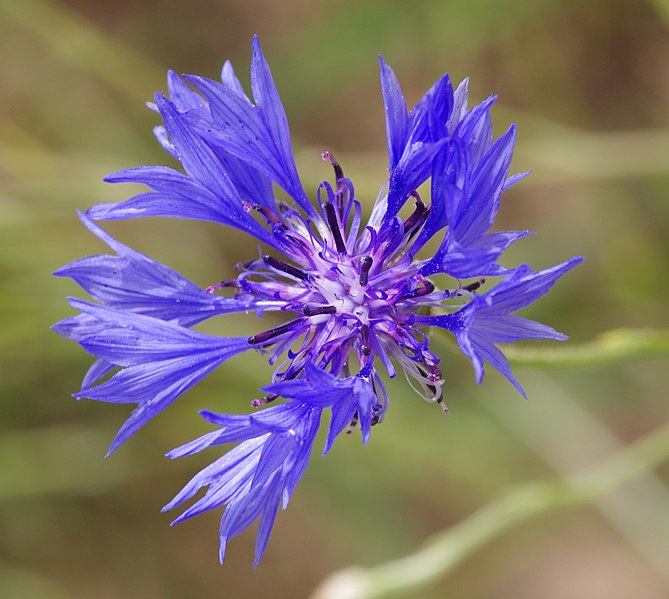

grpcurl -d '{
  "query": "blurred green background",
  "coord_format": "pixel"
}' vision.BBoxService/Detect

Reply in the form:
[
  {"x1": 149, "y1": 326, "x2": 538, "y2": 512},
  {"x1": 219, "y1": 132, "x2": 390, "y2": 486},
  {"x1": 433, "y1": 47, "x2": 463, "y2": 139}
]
[{"x1": 1, "y1": 0, "x2": 669, "y2": 597}]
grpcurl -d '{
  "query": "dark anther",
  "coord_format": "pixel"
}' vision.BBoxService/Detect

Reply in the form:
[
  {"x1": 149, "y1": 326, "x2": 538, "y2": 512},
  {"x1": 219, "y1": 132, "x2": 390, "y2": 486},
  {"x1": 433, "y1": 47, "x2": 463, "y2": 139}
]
[
  {"x1": 243, "y1": 202, "x2": 281, "y2": 225},
  {"x1": 371, "y1": 404, "x2": 384, "y2": 426},
  {"x1": 248, "y1": 318, "x2": 302, "y2": 345},
  {"x1": 436, "y1": 396, "x2": 449, "y2": 413},
  {"x1": 359, "y1": 256, "x2": 373, "y2": 286},
  {"x1": 263, "y1": 255, "x2": 308, "y2": 280},
  {"x1": 346, "y1": 411, "x2": 359, "y2": 434},
  {"x1": 403, "y1": 198, "x2": 427, "y2": 231},
  {"x1": 303, "y1": 304, "x2": 337, "y2": 317},
  {"x1": 462, "y1": 278, "x2": 486, "y2": 292},
  {"x1": 360, "y1": 324, "x2": 371, "y2": 356},
  {"x1": 322, "y1": 151, "x2": 344, "y2": 183},
  {"x1": 323, "y1": 202, "x2": 347, "y2": 254},
  {"x1": 405, "y1": 279, "x2": 435, "y2": 299},
  {"x1": 251, "y1": 393, "x2": 278, "y2": 408}
]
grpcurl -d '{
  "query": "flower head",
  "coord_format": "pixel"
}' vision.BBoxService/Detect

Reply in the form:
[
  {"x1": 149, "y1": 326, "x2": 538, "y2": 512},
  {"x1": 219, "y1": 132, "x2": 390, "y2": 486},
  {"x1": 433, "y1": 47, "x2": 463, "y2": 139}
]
[{"x1": 54, "y1": 36, "x2": 582, "y2": 564}]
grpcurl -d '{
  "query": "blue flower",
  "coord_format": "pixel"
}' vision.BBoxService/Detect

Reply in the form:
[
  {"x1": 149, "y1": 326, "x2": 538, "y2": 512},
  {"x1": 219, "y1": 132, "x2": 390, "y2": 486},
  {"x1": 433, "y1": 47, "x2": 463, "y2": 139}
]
[{"x1": 54, "y1": 36, "x2": 582, "y2": 564}]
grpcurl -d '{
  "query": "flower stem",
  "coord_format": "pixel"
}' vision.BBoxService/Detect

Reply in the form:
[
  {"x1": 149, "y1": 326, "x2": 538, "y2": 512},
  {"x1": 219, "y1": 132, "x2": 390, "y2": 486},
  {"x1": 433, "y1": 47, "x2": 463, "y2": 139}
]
[{"x1": 310, "y1": 418, "x2": 669, "y2": 599}]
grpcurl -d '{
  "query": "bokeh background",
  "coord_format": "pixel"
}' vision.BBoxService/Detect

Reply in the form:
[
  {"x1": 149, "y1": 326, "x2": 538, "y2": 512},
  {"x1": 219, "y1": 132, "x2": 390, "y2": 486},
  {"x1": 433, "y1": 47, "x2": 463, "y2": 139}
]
[{"x1": 1, "y1": 0, "x2": 669, "y2": 597}]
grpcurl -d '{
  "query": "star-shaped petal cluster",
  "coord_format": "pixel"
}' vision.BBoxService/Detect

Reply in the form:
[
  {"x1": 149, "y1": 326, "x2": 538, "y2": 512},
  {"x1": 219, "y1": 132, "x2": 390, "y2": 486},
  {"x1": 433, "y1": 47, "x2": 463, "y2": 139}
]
[{"x1": 54, "y1": 36, "x2": 582, "y2": 565}]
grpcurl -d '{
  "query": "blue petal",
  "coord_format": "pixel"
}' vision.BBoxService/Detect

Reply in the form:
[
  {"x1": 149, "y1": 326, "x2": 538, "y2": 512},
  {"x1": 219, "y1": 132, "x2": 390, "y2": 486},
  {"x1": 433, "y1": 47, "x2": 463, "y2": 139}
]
[
  {"x1": 250, "y1": 432, "x2": 295, "y2": 491},
  {"x1": 502, "y1": 170, "x2": 531, "y2": 192},
  {"x1": 378, "y1": 56, "x2": 409, "y2": 170},
  {"x1": 55, "y1": 212, "x2": 264, "y2": 326},
  {"x1": 165, "y1": 399, "x2": 322, "y2": 566},
  {"x1": 81, "y1": 359, "x2": 115, "y2": 391},
  {"x1": 52, "y1": 312, "x2": 101, "y2": 341},
  {"x1": 52, "y1": 312, "x2": 118, "y2": 389},
  {"x1": 470, "y1": 333, "x2": 526, "y2": 396},
  {"x1": 92, "y1": 118, "x2": 280, "y2": 247},
  {"x1": 249, "y1": 36, "x2": 308, "y2": 210},
  {"x1": 421, "y1": 230, "x2": 531, "y2": 279},
  {"x1": 164, "y1": 437, "x2": 266, "y2": 513},
  {"x1": 52, "y1": 315, "x2": 126, "y2": 391},
  {"x1": 417, "y1": 125, "x2": 521, "y2": 276},
  {"x1": 281, "y1": 406, "x2": 322, "y2": 502},
  {"x1": 220, "y1": 60, "x2": 247, "y2": 97},
  {"x1": 263, "y1": 363, "x2": 378, "y2": 451},
  {"x1": 66, "y1": 299, "x2": 250, "y2": 452},
  {"x1": 166, "y1": 70, "x2": 207, "y2": 113},
  {"x1": 416, "y1": 257, "x2": 582, "y2": 395},
  {"x1": 386, "y1": 138, "x2": 448, "y2": 219},
  {"x1": 219, "y1": 472, "x2": 281, "y2": 565},
  {"x1": 412, "y1": 99, "x2": 516, "y2": 257},
  {"x1": 81, "y1": 354, "x2": 236, "y2": 452},
  {"x1": 447, "y1": 78, "x2": 469, "y2": 132},
  {"x1": 454, "y1": 95, "x2": 497, "y2": 166},
  {"x1": 477, "y1": 257, "x2": 584, "y2": 315},
  {"x1": 69, "y1": 299, "x2": 248, "y2": 366},
  {"x1": 182, "y1": 39, "x2": 313, "y2": 216},
  {"x1": 88, "y1": 188, "x2": 276, "y2": 249},
  {"x1": 353, "y1": 376, "x2": 377, "y2": 445},
  {"x1": 420, "y1": 238, "x2": 501, "y2": 278},
  {"x1": 253, "y1": 479, "x2": 283, "y2": 567},
  {"x1": 262, "y1": 362, "x2": 357, "y2": 407},
  {"x1": 378, "y1": 63, "x2": 457, "y2": 219},
  {"x1": 156, "y1": 94, "x2": 240, "y2": 200},
  {"x1": 152, "y1": 125, "x2": 177, "y2": 158},
  {"x1": 407, "y1": 73, "x2": 453, "y2": 144},
  {"x1": 410, "y1": 139, "x2": 469, "y2": 251},
  {"x1": 210, "y1": 145, "x2": 276, "y2": 209},
  {"x1": 451, "y1": 125, "x2": 516, "y2": 244},
  {"x1": 473, "y1": 315, "x2": 567, "y2": 344},
  {"x1": 204, "y1": 402, "x2": 308, "y2": 434}
]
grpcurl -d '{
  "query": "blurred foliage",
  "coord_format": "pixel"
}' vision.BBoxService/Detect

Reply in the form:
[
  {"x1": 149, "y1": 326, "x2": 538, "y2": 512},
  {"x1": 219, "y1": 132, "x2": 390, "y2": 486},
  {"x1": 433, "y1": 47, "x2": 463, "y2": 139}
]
[
  {"x1": 312, "y1": 416, "x2": 669, "y2": 598},
  {"x1": 1, "y1": 0, "x2": 668, "y2": 598}
]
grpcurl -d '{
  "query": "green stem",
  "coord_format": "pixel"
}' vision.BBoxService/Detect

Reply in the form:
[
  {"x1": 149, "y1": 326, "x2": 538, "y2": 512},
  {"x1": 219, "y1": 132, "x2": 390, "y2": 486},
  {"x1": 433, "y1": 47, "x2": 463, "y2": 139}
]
[
  {"x1": 310, "y1": 419, "x2": 669, "y2": 599},
  {"x1": 434, "y1": 328, "x2": 669, "y2": 370},
  {"x1": 503, "y1": 329, "x2": 669, "y2": 368}
]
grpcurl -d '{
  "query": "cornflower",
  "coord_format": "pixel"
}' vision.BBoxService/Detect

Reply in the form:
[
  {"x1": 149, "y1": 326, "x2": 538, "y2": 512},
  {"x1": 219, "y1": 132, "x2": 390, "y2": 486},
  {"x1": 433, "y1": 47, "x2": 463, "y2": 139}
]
[{"x1": 54, "y1": 36, "x2": 582, "y2": 565}]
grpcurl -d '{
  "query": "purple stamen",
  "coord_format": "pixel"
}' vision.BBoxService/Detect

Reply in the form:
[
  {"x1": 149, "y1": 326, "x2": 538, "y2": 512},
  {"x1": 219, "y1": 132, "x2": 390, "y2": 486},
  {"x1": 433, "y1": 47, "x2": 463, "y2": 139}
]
[
  {"x1": 263, "y1": 255, "x2": 309, "y2": 280},
  {"x1": 462, "y1": 278, "x2": 486, "y2": 292},
  {"x1": 371, "y1": 404, "x2": 384, "y2": 426},
  {"x1": 323, "y1": 202, "x2": 347, "y2": 254},
  {"x1": 403, "y1": 279, "x2": 435, "y2": 299},
  {"x1": 243, "y1": 202, "x2": 281, "y2": 225},
  {"x1": 251, "y1": 393, "x2": 278, "y2": 408},
  {"x1": 322, "y1": 151, "x2": 344, "y2": 184},
  {"x1": 403, "y1": 198, "x2": 427, "y2": 232},
  {"x1": 360, "y1": 324, "x2": 371, "y2": 356},
  {"x1": 248, "y1": 318, "x2": 303, "y2": 345},
  {"x1": 303, "y1": 304, "x2": 337, "y2": 317},
  {"x1": 205, "y1": 279, "x2": 240, "y2": 294},
  {"x1": 345, "y1": 411, "x2": 359, "y2": 434}
]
